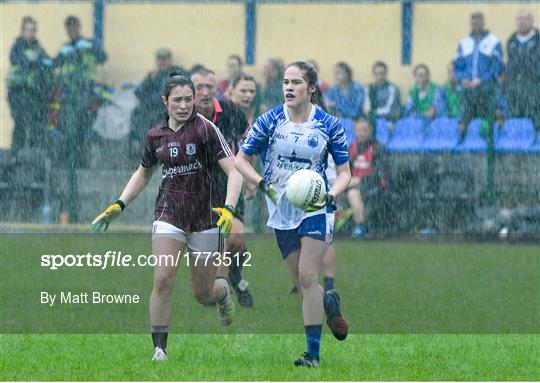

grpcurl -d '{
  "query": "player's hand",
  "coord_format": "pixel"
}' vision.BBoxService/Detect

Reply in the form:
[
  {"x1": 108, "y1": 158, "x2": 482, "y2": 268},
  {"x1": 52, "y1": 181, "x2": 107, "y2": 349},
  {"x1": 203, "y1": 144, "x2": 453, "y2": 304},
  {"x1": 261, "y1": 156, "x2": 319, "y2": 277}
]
[
  {"x1": 305, "y1": 193, "x2": 336, "y2": 212},
  {"x1": 92, "y1": 200, "x2": 125, "y2": 232},
  {"x1": 258, "y1": 180, "x2": 278, "y2": 204},
  {"x1": 212, "y1": 205, "x2": 237, "y2": 237}
]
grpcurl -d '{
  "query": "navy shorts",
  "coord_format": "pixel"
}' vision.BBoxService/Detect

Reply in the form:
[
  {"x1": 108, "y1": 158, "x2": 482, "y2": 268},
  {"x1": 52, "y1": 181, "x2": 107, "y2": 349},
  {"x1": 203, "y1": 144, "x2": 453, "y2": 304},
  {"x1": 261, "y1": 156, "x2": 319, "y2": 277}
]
[{"x1": 274, "y1": 213, "x2": 334, "y2": 259}]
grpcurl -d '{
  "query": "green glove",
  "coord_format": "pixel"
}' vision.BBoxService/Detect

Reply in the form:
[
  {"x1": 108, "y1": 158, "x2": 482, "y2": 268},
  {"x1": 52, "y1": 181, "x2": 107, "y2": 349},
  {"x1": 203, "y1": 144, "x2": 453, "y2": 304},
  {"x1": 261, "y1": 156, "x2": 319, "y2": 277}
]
[
  {"x1": 258, "y1": 179, "x2": 278, "y2": 204},
  {"x1": 305, "y1": 193, "x2": 336, "y2": 212}
]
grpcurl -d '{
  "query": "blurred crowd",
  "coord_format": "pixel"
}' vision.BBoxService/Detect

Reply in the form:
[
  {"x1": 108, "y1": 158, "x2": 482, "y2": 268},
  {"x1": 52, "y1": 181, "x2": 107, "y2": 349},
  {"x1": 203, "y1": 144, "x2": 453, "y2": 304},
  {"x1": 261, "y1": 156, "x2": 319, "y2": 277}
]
[{"x1": 4, "y1": 10, "x2": 539, "y2": 235}]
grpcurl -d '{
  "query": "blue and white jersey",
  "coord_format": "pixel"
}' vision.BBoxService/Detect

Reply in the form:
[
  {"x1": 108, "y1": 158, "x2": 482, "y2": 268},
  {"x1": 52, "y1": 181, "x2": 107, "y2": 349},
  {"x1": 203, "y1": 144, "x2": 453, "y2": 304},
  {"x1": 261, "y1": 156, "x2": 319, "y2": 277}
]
[
  {"x1": 241, "y1": 103, "x2": 349, "y2": 229},
  {"x1": 455, "y1": 32, "x2": 504, "y2": 86}
]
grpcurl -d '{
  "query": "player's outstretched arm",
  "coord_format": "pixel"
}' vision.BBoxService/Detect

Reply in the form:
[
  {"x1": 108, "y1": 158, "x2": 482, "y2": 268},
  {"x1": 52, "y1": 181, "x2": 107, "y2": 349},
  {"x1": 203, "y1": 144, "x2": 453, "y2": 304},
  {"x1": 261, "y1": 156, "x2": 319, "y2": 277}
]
[
  {"x1": 118, "y1": 165, "x2": 156, "y2": 205},
  {"x1": 235, "y1": 150, "x2": 277, "y2": 203},
  {"x1": 92, "y1": 165, "x2": 155, "y2": 232},
  {"x1": 235, "y1": 150, "x2": 262, "y2": 185},
  {"x1": 213, "y1": 156, "x2": 243, "y2": 237},
  {"x1": 218, "y1": 156, "x2": 243, "y2": 208}
]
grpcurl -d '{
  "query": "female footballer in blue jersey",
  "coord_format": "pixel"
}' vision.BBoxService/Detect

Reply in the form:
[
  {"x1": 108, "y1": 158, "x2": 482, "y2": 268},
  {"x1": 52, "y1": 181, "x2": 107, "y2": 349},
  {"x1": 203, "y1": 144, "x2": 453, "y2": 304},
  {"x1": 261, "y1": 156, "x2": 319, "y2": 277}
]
[{"x1": 235, "y1": 61, "x2": 351, "y2": 367}]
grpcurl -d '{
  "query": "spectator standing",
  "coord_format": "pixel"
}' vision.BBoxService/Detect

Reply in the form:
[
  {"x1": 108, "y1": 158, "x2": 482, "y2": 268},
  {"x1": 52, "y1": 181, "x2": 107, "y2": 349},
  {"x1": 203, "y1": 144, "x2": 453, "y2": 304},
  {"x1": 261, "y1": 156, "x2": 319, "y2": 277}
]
[
  {"x1": 454, "y1": 12, "x2": 504, "y2": 136},
  {"x1": 218, "y1": 54, "x2": 243, "y2": 99},
  {"x1": 434, "y1": 62, "x2": 462, "y2": 118},
  {"x1": 505, "y1": 9, "x2": 540, "y2": 133},
  {"x1": 53, "y1": 15, "x2": 107, "y2": 222},
  {"x1": 129, "y1": 48, "x2": 186, "y2": 158},
  {"x1": 53, "y1": 15, "x2": 107, "y2": 168},
  {"x1": 404, "y1": 64, "x2": 438, "y2": 119},
  {"x1": 229, "y1": 73, "x2": 258, "y2": 126},
  {"x1": 191, "y1": 67, "x2": 255, "y2": 308},
  {"x1": 229, "y1": 73, "x2": 264, "y2": 234},
  {"x1": 260, "y1": 58, "x2": 284, "y2": 113},
  {"x1": 326, "y1": 61, "x2": 365, "y2": 121},
  {"x1": 346, "y1": 118, "x2": 387, "y2": 238},
  {"x1": 7, "y1": 16, "x2": 52, "y2": 153},
  {"x1": 364, "y1": 61, "x2": 401, "y2": 131}
]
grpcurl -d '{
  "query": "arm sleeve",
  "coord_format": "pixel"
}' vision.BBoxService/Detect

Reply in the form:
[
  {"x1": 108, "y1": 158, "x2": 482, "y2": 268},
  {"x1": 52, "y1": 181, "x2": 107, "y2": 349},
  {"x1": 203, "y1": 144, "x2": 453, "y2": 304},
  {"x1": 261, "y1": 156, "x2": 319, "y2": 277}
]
[
  {"x1": 351, "y1": 83, "x2": 365, "y2": 120},
  {"x1": 454, "y1": 44, "x2": 467, "y2": 84},
  {"x1": 135, "y1": 74, "x2": 152, "y2": 100},
  {"x1": 404, "y1": 89, "x2": 415, "y2": 116},
  {"x1": 206, "y1": 121, "x2": 234, "y2": 161},
  {"x1": 328, "y1": 118, "x2": 349, "y2": 166},
  {"x1": 140, "y1": 133, "x2": 158, "y2": 168},
  {"x1": 9, "y1": 42, "x2": 21, "y2": 66},
  {"x1": 490, "y1": 42, "x2": 505, "y2": 81},
  {"x1": 390, "y1": 86, "x2": 402, "y2": 121},
  {"x1": 241, "y1": 111, "x2": 272, "y2": 156},
  {"x1": 94, "y1": 41, "x2": 107, "y2": 64},
  {"x1": 233, "y1": 106, "x2": 249, "y2": 152}
]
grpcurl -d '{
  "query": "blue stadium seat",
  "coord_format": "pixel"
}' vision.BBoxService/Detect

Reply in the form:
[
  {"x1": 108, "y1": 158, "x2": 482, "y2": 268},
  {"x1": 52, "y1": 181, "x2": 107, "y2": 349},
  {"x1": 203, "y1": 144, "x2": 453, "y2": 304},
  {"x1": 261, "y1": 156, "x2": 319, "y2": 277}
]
[
  {"x1": 494, "y1": 118, "x2": 536, "y2": 153},
  {"x1": 375, "y1": 119, "x2": 391, "y2": 146},
  {"x1": 386, "y1": 117, "x2": 425, "y2": 152},
  {"x1": 423, "y1": 118, "x2": 460, "y2": 152},
  {"x1": 455, "y1": 119, "x2": 487, "y2": 152}
]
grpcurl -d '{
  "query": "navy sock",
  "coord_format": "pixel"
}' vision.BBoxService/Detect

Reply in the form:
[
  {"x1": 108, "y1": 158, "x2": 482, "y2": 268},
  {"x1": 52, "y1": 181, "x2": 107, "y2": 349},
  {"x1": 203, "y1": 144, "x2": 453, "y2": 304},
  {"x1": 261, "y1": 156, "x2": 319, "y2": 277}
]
[
  {"x1": 151, "y1": 325, "x2": 168, "y2": 350},
  {"x1": 305, "y1": 325, "x2": 322, "y2": 360},
  {"x1": 324, "y1": 277, "x2": 334, "y2": 291}
]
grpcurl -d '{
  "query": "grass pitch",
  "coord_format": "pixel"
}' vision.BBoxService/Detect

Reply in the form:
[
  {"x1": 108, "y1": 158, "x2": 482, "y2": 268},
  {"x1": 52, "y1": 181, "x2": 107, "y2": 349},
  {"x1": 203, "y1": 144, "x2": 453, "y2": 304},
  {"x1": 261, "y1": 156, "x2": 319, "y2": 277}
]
[
  {"x1": 1, "y1": 334, "x2": 538, "y2": 380},
  {"x1": 1, "y1": 232, "x2": 539, "y2": 380}
]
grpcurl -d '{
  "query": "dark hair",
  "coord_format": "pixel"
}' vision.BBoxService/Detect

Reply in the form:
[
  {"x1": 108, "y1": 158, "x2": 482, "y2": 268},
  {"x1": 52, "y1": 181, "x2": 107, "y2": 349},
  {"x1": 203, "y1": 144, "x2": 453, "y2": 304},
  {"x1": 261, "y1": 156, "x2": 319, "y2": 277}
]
[
  {"x1": 471, "y1": 11, "x2": 484, "y2": 20},
  {"x1": 156, "y1": 47, "x2": 172, "y2": 60},
  {"x1": 335, "y1": 61, "x2": 353, "y2": 83},
  {"x1": 413, "y1": 63, "x2": 430, "y2": 75},
  {"x1": 64, "y1": 15, "x2": 80, "y2": 27},
  {"x1": 163, "y1": 72, "x2": 195, "y2": 99},
  {"x1": 372, "y1": 61, "x2": 388, "y2": 72},
  {"x1": 306, "y1": 59, "x2": 320, "y2": 73},
  {"x1": 231, "y1": 73, "x2": 256, "y2": 88},
  {"x1": 228, "y1": 54, "x2": 243, "y2": 67},
  {"x1": 22, "y1": 16, "x2": 36, "y2": 27},
  {"x1": 286, "y1": 61, "x2": 327, "y2": 112},
  {"x1": 189, "y1": 63, "x2": 205, "y2": 76}
]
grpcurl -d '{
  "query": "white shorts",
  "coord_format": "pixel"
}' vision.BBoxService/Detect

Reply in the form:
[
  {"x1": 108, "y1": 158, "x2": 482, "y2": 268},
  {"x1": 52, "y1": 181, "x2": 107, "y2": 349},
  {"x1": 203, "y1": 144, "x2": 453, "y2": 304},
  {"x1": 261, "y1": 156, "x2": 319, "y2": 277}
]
[{"x1": 152, "y1": 221, "x2": 223, "y2": 255}]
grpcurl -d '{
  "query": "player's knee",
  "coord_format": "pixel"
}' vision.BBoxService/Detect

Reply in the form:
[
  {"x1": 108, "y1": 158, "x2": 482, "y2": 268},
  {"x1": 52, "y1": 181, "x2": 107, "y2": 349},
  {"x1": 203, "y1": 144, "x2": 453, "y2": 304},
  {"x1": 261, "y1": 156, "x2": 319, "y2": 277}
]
[
  {"x1": 193, "y1": 289, "x2": 213, "y2": 305},
  {"x1": 154, "y1": 274, "x2": 174, "y2": 296},
  {"x1": 298, "y1": 270, "x2": 316, "y2": 291}
]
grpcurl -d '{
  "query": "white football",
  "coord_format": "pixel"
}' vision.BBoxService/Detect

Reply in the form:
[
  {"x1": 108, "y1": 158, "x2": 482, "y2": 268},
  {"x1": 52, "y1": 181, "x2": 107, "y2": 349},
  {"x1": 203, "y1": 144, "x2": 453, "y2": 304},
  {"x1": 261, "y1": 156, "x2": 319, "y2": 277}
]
[{"x1": 286, "y1": 169, "x2": 326, "y2": 210}]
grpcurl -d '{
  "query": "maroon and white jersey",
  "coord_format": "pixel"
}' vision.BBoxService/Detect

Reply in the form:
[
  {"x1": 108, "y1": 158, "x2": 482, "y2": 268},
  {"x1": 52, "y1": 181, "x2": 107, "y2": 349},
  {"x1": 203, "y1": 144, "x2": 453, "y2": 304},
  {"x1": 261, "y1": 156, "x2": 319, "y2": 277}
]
[{"x1": 141, "y1": 111, "x2": 233, "y2": 232}]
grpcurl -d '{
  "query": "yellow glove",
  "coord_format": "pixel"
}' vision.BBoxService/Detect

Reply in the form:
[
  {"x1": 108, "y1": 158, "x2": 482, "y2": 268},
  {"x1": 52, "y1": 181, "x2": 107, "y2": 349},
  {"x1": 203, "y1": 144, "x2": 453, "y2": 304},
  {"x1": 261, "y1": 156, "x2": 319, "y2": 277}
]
[
  {"x1": 212, "y1": 205, "x2": 237, "y2": 237},
  {"x1": 92, "y1": 200, "x2": 125, "y2": 232}
]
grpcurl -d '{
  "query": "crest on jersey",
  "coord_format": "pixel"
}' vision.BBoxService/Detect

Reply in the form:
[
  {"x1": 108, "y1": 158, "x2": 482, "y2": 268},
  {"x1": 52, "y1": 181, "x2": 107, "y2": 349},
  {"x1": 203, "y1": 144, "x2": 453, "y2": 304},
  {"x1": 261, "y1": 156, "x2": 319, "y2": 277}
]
[
  {"x1": 186, "y1": 143, "x2": 196, "y2": 155},
  {"x1": 308, "y1": 135, "x2": 319, "y2": 148}
]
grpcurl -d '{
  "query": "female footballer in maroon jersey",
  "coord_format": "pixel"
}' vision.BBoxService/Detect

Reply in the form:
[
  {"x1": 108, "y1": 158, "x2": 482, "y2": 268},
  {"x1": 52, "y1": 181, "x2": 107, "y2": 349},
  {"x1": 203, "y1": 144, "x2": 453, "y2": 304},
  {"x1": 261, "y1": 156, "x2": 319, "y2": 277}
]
[{"x1": 92, "y1": 74, "x2": 242, "y2": 361}]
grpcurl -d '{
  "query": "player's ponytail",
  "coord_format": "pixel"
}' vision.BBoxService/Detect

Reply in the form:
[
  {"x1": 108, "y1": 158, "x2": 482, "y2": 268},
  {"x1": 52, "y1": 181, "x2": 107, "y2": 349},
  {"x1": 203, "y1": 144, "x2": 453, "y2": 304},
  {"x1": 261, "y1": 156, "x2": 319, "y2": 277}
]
[{"x1": 310, "y1": 84, "x2": 327, "y2": 113}]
